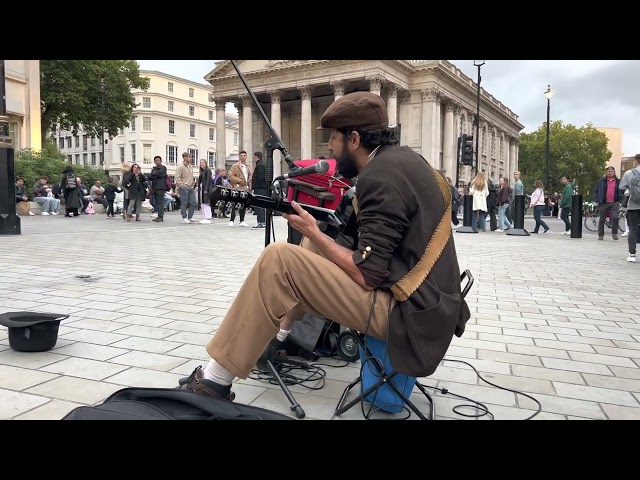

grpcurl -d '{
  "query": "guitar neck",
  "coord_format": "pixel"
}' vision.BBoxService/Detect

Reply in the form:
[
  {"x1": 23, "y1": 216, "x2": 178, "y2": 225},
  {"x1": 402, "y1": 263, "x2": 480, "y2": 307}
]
[{"x1": 249, "y1": 194, "x2": 343, "y2": 226}]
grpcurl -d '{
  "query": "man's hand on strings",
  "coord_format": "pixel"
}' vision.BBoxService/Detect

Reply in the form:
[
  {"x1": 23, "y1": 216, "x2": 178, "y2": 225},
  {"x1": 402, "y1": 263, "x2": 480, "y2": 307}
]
[{"x1": 283, "y1": 201, "x2": 321, "y2": 240}]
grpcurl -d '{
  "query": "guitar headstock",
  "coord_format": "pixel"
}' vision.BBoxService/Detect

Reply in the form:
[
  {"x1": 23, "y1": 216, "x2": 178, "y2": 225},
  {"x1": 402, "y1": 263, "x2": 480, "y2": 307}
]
[{"x1": 210, "y1": 186, "x2": 252, "y2": 211}]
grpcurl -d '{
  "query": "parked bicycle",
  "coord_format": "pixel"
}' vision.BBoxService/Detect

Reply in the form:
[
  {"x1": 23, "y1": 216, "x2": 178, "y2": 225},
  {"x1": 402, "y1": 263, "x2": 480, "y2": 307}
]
[{"x1": 584, "y1": 202, "x2": 627, "y2": 233}]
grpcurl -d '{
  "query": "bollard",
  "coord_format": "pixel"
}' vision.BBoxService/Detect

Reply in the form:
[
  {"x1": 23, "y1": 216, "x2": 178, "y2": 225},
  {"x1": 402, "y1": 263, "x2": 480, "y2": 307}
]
[
  {"x1": 570, "y1": 194, "x2": 583, "y2": 239},
  {"x1": 506, "y1": 194, "x2": 530, "y2": 236},
  {"x1": 0, "y1": 143, "x2": 21, "y2": 235},
  {"x1": 455, "y1": 194, "x2": 477, "y2": 233}
]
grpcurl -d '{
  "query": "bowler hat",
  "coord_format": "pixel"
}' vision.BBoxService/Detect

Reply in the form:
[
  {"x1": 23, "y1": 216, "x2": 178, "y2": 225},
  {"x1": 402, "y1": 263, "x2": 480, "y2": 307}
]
[
  {"x1": 318, "y1": 92, "x2": 388, "y2": 132},
  {"x1": 0, "y1": 311, "x2": 69, "y2": 352}
]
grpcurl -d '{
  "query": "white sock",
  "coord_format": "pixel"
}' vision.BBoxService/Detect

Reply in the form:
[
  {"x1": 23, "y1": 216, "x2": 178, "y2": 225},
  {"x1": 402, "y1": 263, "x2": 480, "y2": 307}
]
[
  {"x1": 276, "y1": 328, "x2": 290, "y2": 342},
  {"x1": 203, "y1": 360, "x2": 235, "y2": 386}
]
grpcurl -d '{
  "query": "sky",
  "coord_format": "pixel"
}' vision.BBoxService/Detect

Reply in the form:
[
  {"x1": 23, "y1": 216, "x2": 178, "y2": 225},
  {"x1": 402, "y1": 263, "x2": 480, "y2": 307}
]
[{"x1": 137, "y1": 60, "x2": 640, "y2": 156}]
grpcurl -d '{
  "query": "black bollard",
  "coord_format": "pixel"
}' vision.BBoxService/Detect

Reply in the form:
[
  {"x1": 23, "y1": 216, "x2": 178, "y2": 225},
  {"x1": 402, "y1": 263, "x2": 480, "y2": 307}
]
[
  {"x1": 506, "y1": 194, "x2": 530, "y2": 236},
  {"x1": 455, "y1": 194, "x2": 477, "y2": 233},
  {"x1": 0, "y1": 143, "x2": 21, "y2": 235},
  {"x1": 570, "y1": 194, "x2": 583, "y2": 239}
]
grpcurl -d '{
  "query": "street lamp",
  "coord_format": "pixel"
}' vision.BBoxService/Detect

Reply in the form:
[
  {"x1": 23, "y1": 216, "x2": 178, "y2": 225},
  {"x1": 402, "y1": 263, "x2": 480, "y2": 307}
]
[
  {"x1": 544, "y1": 84, "x2": 554, "y2": 192},
  {"x1": 100, "y1": 78, "x2": 105, "y2": 170},
  {"x1": 473, "y1": 60, "x2": 485, "y2": 180},
  {"x1": 0, "y1": 59, "x2": 21, "y2": 235}
]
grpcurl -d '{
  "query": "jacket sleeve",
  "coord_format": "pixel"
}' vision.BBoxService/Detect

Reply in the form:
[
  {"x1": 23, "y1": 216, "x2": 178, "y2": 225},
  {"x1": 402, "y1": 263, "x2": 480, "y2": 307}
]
[{"x1": 229, "y1": 166, "x2": 243, "y2": 187}]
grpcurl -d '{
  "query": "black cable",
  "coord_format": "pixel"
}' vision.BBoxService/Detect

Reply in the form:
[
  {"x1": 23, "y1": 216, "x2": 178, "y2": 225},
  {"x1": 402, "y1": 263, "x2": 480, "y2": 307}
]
[{"x1": 249, "y1": 362, "x2": 327, "y2": 390}]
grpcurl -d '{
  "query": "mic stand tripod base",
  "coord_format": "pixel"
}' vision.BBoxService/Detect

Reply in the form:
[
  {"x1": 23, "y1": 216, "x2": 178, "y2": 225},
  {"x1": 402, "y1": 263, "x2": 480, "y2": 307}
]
[{"x1": 265, "y1": 357, "x2": 306, "y2": 419}]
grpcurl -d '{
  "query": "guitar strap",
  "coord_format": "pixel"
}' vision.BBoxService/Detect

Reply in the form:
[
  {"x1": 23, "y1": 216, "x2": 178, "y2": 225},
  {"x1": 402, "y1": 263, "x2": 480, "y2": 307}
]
[{"x1": 353, "y1": 155, "x2": 453, "y2": 303}]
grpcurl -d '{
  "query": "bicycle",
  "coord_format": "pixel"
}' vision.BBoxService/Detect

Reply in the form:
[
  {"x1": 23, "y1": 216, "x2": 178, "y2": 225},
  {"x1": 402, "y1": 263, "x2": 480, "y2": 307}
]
[{"x1": 584, "y1": 203, "x2": 627, "y2": 233}]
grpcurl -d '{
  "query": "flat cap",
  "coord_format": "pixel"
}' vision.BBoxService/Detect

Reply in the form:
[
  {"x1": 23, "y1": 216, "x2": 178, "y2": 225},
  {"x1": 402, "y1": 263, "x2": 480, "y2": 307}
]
[{"x1": 318, "y1": 92, "x2": 388, "y2": 132}]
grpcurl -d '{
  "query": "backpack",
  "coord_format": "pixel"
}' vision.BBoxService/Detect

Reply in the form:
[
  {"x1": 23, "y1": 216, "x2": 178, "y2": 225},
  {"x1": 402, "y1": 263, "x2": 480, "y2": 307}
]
[
  {"x1": 62, "y1": 387, "x2": 293, "y2": 420},
  {"x1": 65, "y1": 172, "x2": 76, "y2": 189},
  {"x1": 165, "y1": 176, "x2": 172, "y2": 191},
  {"x1": 629, "y1": 169, "x2": 640, "y2": 203}
]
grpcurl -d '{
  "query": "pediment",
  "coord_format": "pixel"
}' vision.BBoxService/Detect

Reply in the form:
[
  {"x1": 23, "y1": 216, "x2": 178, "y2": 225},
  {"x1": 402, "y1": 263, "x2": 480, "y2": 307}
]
[{"x1": 205, "y1": 60, "x2": 321, "y2": 81}]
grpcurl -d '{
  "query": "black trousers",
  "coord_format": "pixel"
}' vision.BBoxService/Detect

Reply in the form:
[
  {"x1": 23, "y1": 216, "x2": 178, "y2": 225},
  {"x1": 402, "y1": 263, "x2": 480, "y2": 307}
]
[{"x1": 154, "y1": 190, "x2": 166, "y2": 218}]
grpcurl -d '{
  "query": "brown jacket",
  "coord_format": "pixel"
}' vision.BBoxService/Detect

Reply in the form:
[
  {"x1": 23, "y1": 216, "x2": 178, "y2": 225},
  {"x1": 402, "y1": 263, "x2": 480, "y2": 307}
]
[
  {"x1": 228, "y1": 161, "x2": 252, "y2": 191},
  {"x1": 352, "y1": 144, "x2": 470, "y2": 377}
]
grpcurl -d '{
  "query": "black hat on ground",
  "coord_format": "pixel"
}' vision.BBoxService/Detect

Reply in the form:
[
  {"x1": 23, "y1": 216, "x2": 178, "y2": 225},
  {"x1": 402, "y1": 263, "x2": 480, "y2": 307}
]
[{"x1": 0, "y1": 311, "x2": 69, "y2": 352}]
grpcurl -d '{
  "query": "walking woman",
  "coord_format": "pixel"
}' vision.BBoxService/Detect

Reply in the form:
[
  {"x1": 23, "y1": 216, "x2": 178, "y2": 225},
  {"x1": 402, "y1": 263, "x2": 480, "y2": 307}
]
[
  {"x1": 60, "y1": 165, "x2": 83, "y2": 217},
  {"x1": 469, "y1": 172, "x2": 489, "y2": 232},
  {"x1": 496, "y1": 176, "x2": 513, "y2": 231},
  {"x1": 198, "y1": 158, "x2": 213, "y2": 224},
  {"x1": 125, "y1": 163, "x2": 147, "y2": 222},
  {"x1": 530, "y1": 179, "x2": 550, "y2": 234}
]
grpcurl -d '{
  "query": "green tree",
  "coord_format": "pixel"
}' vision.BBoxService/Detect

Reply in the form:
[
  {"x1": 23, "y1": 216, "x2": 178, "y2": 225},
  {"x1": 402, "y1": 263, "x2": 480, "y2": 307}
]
[
  {"x1": 518, "y1": 121, "x2": 611, "y2": 197},
  {"x1": 40, "y1": 60, "x2": 150, "y2": 142},
  {"x1": 15, "y1": 141, "x2": 107, "y2": 197}
]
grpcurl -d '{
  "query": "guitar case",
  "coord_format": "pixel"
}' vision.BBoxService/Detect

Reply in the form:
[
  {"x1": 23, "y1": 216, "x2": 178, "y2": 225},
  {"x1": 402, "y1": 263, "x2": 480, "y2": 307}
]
[{"x1": 286, "y1": 159, "x2": 352, "y2": 212}]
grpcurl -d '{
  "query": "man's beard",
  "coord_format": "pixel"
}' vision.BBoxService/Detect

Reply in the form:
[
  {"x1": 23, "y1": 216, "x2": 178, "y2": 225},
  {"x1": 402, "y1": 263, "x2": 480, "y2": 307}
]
[{"x1": 336, "y1": 149, "x2": 359, "y2": 179}]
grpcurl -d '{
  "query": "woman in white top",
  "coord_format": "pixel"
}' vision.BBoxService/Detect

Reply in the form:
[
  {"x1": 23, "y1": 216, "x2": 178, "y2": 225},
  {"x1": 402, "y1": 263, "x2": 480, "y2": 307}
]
[
  {"x1": 530, "y1": 179, "x2": 550, "y2": 234},
  {"x1": 469, "y1": 172, "x2": 489, "y2": 232}
]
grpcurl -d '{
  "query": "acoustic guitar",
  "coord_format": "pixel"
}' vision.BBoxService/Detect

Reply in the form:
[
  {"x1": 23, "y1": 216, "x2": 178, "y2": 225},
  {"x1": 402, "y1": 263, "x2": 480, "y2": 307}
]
[{"x1": 209, "y1": 186, "x2": 360, "y2": 250}]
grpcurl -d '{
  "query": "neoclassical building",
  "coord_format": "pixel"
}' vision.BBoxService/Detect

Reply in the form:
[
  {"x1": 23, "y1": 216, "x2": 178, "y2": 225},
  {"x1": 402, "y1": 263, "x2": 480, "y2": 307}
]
[{"x1": 205, "y1": 60, "x2": 524, "y2": 185}]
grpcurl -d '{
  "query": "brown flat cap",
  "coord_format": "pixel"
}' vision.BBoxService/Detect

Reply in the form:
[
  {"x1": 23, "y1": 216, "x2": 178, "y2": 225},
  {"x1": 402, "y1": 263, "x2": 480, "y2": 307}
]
[{"x1": 318, "y1": 92, "x2": 388, "y2": 132}]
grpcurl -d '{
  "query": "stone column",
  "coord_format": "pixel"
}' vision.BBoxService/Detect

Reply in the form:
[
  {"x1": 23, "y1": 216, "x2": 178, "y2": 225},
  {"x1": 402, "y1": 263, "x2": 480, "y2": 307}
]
[
  {"x1": 514, "y1": 142, "x2": 519, "y2": 173},
  {"x1": 240, "y1": 94, "x2": 253, "y2": 155},
  {"x1": 397, "y1": 91, "x2": 412, "y2": 144},
  {"x1": 452, "y1": 105, "x2": 461, "y2": 174},
  {"x1": 269, "y1": 89, "x2": 282, "y2": 179},
  {"x1": 434, "y1": 95, "x2": 442, "y2": 168},
  {"x1": 442, "y1": 102, "x2": 454, "y2": 178},
  {"x1": 367, "y1": 75, "x2": 383, "y2": 96},
  {"x1": 215, "y1": 98, "x2": 227, "y2": 169},
  {"x1": 502, "y1": 133, "x2": 509, "y2": 179},
  {"x1": 509, "y1": 139, "x2": 516, "y2": 181},
  {"x1": 330, "y1": 80, "x2": 346, "y2": 100},
  {"x1": 386, "y1": 84, "x2": 398, "y2": 126},
  {"x1": 233, "y1": 102, "x2": 242, "y2": 152},
  {"x1": 299, "y1": 86, "x2": 313, "y2": 159},
  {"x1": 421, "y1": 88, "x2": 437, "y2": 163}
]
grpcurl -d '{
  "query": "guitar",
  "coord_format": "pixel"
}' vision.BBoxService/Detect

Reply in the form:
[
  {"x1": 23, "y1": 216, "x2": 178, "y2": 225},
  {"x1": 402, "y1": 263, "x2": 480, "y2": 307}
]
[{"x1": 209, "y1": 186, "x2": 359, "y2": 250}]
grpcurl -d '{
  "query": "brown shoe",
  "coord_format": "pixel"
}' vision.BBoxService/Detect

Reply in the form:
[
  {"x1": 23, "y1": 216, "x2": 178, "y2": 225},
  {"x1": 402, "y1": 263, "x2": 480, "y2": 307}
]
[
  {"x1": 613, "y1": 234, "x2": 618, "y2": 240},
  {"x1": 177, "y1": 366, "x2": 235, "y2": 401}
]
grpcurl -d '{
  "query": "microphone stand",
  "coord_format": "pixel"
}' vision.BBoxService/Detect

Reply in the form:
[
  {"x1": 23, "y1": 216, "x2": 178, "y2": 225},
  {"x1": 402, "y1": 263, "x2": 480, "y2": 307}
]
[{"x1": 229, "y1": 60, "x2": 306, "y2": 419}]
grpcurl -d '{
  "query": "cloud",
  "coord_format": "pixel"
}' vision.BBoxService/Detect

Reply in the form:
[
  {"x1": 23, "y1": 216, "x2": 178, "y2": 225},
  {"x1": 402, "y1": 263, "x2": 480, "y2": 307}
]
[{"x1": 137, "y1": 60, "x2": 640, "y2": 156}]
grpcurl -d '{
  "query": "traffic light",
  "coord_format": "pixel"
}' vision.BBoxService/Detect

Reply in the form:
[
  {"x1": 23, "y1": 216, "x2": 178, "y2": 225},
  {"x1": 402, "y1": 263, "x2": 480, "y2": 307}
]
[{"x1": 461, "y1": 134, "x2": 474, "y2": 166}]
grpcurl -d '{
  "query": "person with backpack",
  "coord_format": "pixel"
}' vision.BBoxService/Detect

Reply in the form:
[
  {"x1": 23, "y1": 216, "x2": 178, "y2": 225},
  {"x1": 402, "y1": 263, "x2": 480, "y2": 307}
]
[
  {"x1": 594, "y1": 166, "x2": 622, "y2": 240},
  {"x1": 60, "y1": 165, "x2": 83, "y2": 217},
  {"x1": 619, "y1": 154, "x2": 640, "y2": 263}
]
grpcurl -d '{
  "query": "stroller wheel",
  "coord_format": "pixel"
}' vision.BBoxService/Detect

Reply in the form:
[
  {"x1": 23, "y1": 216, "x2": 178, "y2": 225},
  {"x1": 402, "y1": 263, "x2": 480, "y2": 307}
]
[{"x1": 337, "y1": 331, "x2": 360, "y2": 363}]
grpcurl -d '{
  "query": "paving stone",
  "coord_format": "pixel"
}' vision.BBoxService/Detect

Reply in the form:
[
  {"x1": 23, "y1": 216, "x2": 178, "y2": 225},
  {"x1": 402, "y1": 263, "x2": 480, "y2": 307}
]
[
  {"x1": 552, "y1": 382, "x2": 639, "y2": 407},
  {"x1": 0, "y1": 388, "x2": 51, "y2": 419},
  {"x1": 600, "y1": 404, "x2": 640, "y2": 420},
  {"x1": 108, "y1": 351, "x2": 191, "y2": 372},
  {"x1": 510, "y1": 364, "x2": 585, "y2": 384},
  {"x1": 476, "y1": 350, "x2": 542, "y2": 367},
  {"x1": 40, "y1": 357, "x2": 130, "y2": 381},
  {"x1": 12, "y1": 399, "x2": 84, "y2": 420}
]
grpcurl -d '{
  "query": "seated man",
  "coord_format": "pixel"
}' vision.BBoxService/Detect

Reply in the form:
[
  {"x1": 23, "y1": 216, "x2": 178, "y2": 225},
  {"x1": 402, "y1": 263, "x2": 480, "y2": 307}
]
[
  {"x1": 15, "y1": 177, "x2": 35, "y2": 216},
  {"x1": 178, "y1": 92, "x2": 470, "y2": 400},
  {"x1": 90, "y1": 180, "x2": 109, "y2": 208},
  {"x1": 33, "y1": 176, "x2": 60, "y2": 215}
]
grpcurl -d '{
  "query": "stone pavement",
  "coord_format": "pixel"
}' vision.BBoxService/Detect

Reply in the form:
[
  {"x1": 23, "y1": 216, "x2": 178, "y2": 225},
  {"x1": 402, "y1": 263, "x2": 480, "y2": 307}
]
[{"x1": 0, "y1": 211, "x2": 638, "y2": 420}]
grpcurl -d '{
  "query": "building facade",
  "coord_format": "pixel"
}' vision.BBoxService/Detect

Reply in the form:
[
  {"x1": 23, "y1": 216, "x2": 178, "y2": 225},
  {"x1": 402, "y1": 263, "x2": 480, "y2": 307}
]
[
  {"x1": 53, "y1": 70, "x2": 239, "y2": 180},
  {"x1": 5, "y1": 60, "x2": 41, "y2": 150},
  {"x1": 205, "y1": 60, "x2": 524, "y2": 185},
  {"x1": 596, "y1": 127, "x2": 623, "y2": 174}
]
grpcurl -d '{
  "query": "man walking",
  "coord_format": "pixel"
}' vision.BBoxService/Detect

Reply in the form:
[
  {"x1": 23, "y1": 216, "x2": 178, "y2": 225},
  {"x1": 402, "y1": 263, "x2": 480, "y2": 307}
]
[
  {"x1": 559, "y1": 176, "x2": 574, "y2": 235},
  {"x1": 148, "y1": 155, "x2": 168, "y2": 222},
  {"x1": 594, "y1": 166, "x2": 621, "y2": 241},
  {"x1": 176, "y1": 152, "x2": 197, "y2": 224},
  {"x1": 619, "y1": 155, "x2": 640, "y2": 263}
]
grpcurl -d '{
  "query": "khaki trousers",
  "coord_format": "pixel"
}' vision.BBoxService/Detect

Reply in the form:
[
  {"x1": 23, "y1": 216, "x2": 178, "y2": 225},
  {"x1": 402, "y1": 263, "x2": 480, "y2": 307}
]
[{"x1": 206, "y1": 237, "x2": 395, "y2": 379}]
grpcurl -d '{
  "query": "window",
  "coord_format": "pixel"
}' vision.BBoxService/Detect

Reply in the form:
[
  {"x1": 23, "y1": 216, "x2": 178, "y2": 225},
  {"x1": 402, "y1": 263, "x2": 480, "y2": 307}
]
[
  {"x1": 143, "y1": 117, "x2": 151, "y2": 131},
  {"x1": 82, "y1": 136, "x2": 87, "y2": 150},
  {"x1": 209, "y1": 128, "x2": 215, "y2": 141},
  {"x1": 208, "y1": 93, "x2": 214, "y2": 102},
  {"x1": 143, "y1": 97, "x2": 151, "y2": 108},
  {"x1": 119, "y1": 147, "x2": 125, "y2": 162},
  {"x1": 188, "y1": 148, "x2": 198, "y2": 165},
  {"x1": 130, "y1": 117, "x2": 136, "y2": 132},
  {"x1": 91, "y1": 136, "x2": 96, "y2": 146},
  {"x1": 169, "y1": 120, "x2": 175, "y2": 134},
  {"x1": 168, "y1": 100, "x2": 174, "y2": 112},
  {"x1": 189, "y1": 106, "x2": 195, "y2": 117},
  {"x1": 9, "y1": 122, "x2": 19, "y2": 146},
  {"x1": 317, "y1": 129, "x2": 330, "y2": 144},
  {"x1": 66, "y1": 137, "x2": 72, "y2": 148},
  {"x1": 207, "y1": 151, "x2": 216, "y2": 168},
  {"x1": 75, "y1": 154, "x2": 80, "y2": 163},
  {"x1": 131, "y1": 144, "x2": 136, "y2": 162},
  {"x1": 75, "y1": 137, "x2": 80, "y2": 147},
  {"x1": 143, "y1": 144, "x2": 152, "y2": 164},
  {"x1": 189, "y1": 124, "x2": 196, "y2": 138},
  {"x1": 83, "y1": 153, "x2": 88, "y2": 165},
  {"x1": 208, "y1": 110, "x2": 213, "y2": 121},
  {"x1": 189, "y1": 88, "x2": 194, "y2": 98},
  {"x1": 166, "y1": 145, "x2": 177, "y2": 164},
  {"x1": 168, "y1": 82, "x2": 174, "y2": 93},
  {"x1": 59, "y1": 138, "x2": 64, "y2": 149},
  {"x1": 67, "y1": 155, "x2": 72, "y2": 163},
  {"x1": 91, "y1": 153, "x2": 96, "y2": 165},
  {"x1": 233, "y1": 132, "x2": 238, "y2": 146},
  {"x1": 99, "y1": 152, "x2": 104, "y2": 165}
]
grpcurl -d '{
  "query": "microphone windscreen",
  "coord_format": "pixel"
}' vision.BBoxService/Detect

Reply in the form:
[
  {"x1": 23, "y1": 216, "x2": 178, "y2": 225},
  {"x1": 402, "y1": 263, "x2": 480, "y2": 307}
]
[{"x1": 316, "y1": 160, "x2": 330, "y2": 174}]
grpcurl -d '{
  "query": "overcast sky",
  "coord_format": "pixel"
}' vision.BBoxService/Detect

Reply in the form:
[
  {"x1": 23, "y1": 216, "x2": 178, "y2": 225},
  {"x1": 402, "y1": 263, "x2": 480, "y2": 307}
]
[{"x1": 137, "y1": 60, "x2": 639, "y2": 156}]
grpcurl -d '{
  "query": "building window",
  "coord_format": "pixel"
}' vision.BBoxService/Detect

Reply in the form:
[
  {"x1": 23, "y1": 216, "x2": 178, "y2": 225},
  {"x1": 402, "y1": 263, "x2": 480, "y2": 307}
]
[
  {"x1": 189, "y1": 88, "x2": 194, "y2": 98},
  {"x1": 143, "y1": 97, "x2": 151, "y2": 108},
  {"x1": 208, "y1": 93, "x2": 214, "y2": 103},
  {"x1": 233, "y1": 132, "x2": 238, "y2": 146},
  {"x1": 209, "y1": 128, "x2": 215, "y2": 141},
  {"x1": 189, "y1": 106, "x2": 195, "y2": 117},
  {"x1": 130, "y1": 117, "x2": 136, "y2": 132},
  {"x1": 189, "y1": 124, "x2": 196, "y2": 138},
  {"x1": 169, "y1": 120, "x2": 175, "y2": 134},
  {"x1": 67, "y1": 154, "x2": 72, "y2": 163},
  {"x1": 75, "y1": 137, "x2": 80, "y2": 147},
  {"x1": 168, "y1": 82, "x2": 174, "y2": 93},
  {"x1": 143, "y1": 144, "x2": 152, "y2": 164},
  {"x1": 208, "y1": 110, "x2": 213, "y2": 121},
  {"x1": 91, "y1": 136, "x2": 96, "y2": 146},
  {"x1": 58, "y1": 138, "x2": 64, "y2": 149},
  {"x1": 207, "y1": 151, "x2": 216, "y2": 167},
  {"x1": 317, "y1": 129, "x2": 330, "y2": 144},
  {"x1": 75, "y1": 154, "x2": 80, "y2": 164},
  {"x1": 82, "y1": 153, "x2": 88, "y2": 165},
  {"x1": 99, "y1": 152, "x2": 104, "y2": 165},
  {"x1": 166, "y1": 145, "x2": 177, "y2": 164},
  {"x1": 66, "y1": 137, "x2": 72, "y2": 148},
  {"x1": 131, "y1": 144, "x2": 137, "y2": 162},
  {"x1": 168, "y1": 100, "x2": 174, "y2": 112},
  {"x1": 143, "y1": 117, "x2": 151, "y2": 131},
  {"x1": 119, "y1": 147, "x2": 125, "y2": 162},
  {"x1": 188, "y1": 148, "x2": 198, "y2": 165},
  {"x1": 91, "y1": 153, "x2": 96, "y2": 165},
  {"x1": 82, "y1": 135, "x2": 88, "y2": 150}
]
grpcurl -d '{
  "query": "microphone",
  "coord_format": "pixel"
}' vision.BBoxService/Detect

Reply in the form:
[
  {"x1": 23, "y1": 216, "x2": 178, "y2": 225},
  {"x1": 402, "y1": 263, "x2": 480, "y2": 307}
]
[{"x1": 276, "y1": 160, "x2": 330, "y2": 181}]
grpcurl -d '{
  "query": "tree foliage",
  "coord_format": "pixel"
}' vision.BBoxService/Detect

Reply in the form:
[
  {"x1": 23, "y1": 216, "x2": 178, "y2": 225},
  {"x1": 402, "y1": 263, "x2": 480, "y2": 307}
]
[
  {"x1": 518, "y1": 121, "x2": 611, "y2": 196},
  {"x1": 40, "y1": 60, "x2": 150, "y2": 142},
  {"x1": 15, "y1": 141, "x2": 107, "y2": 197}
]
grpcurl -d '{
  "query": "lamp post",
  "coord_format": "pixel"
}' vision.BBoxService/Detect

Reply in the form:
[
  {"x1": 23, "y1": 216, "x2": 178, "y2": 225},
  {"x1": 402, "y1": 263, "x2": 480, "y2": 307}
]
[
  {"x1": 473, "y1": 60, "x2": 485, "y2": 179},
  {"x1": 0, "y1": 60, "x2": 20, "y2": 234},
  {"x1": 544, "y1": 84, "x2": 554, "y2": 191},
  {"x1": 100, "y1": 78, "x2": 105, "y2": 170}
]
